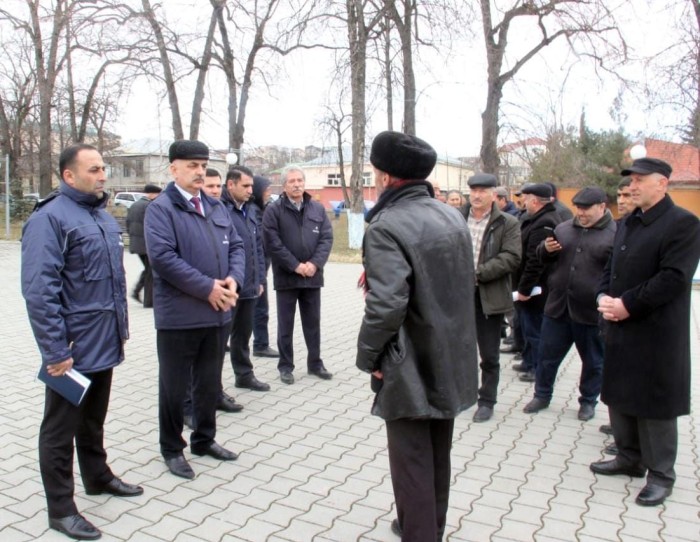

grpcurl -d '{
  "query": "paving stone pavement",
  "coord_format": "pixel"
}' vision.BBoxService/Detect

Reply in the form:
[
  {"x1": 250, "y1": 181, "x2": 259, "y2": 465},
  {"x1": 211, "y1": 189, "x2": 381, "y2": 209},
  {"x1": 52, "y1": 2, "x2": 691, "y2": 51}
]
[{"x1": 1, "y1": 240, "x2": 699, "y2": 542}]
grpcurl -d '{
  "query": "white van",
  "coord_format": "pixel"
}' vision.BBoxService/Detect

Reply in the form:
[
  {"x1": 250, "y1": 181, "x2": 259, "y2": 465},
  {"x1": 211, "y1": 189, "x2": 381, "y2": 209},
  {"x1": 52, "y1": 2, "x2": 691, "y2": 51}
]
[{"x1": 113, "y1": 192, "x2": 146, "y2": 208}]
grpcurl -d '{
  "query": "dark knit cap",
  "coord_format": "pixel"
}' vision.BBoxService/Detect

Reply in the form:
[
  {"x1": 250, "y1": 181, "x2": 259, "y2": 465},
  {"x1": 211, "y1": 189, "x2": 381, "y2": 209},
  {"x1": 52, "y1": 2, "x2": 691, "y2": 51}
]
[
  {"x1": 620, "y1": 157, "x2": 672, "y2": 178},
  {"x1": 143, "y1": 184, "x2": 162, "y2": 194},
  {"x1": 468, "y1": 173, "x2": 498, "y2": 188},
  {"x1": 572, "y1": 186, "x2": 607, "y2": 207},
  {"x1": 370, "y1": 131, "x2": 437, "y2": 180},
  {"x1": 169, "y1": 140, "x2": 209, "y2": 163},
  {"x1": 521, "y1": 183, "x2": 552, "y2": 199}
]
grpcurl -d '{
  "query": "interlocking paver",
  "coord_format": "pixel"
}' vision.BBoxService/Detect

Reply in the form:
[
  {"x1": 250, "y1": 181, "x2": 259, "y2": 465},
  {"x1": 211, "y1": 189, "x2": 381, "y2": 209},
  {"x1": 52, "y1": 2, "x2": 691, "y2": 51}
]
[{"x1": 1, "y1": 241, "x2": 699, "y2": 541}]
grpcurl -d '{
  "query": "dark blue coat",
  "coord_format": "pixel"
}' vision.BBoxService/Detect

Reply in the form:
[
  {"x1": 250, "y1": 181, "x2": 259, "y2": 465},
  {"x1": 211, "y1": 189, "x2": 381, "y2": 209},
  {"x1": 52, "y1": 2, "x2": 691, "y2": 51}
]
[
  {"x1": 221, "y1": 188, "x2": 265, "y2": 300},
  {"x1": 21, "y1": 183, "x2": 129, "y2": 373},
  {"x1": 262, "y1": 192, "x2": 333, "y2": 290},
  {"x1": 145, "y1": 182, "x2": 245, "y2": 330}
]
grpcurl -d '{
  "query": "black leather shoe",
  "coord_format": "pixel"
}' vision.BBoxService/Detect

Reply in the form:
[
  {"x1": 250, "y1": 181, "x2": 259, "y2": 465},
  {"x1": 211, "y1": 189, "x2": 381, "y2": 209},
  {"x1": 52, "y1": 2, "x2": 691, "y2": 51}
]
[
  {"x1": 578, "y1": 403, "x2": 595, "y2": 421},
  {"x1": 308, "y1": 366, "x2": 333, "y2": 380},
  {"x1": 635, "y1": 483, "x2": 672, "y2": 506},
  {"x1": 472, "y1": 405, "x2": 493, "y2": 423},
  {"x1": 49, "y1": 514, "x2": 101, "y2": 540},
  {"x1": 253, "y1": 347, "x2": 279, "y2": 358},
  {"x1": 523, "y1": 397, "x2": 550, "y2": 413},
  {"x1": 599, "y1": 424, "x2": 613, "y2": 435},
  {"x1": 280, "y1": 371, "x2": 295, "y2": 384},
  {"x1": 217, "y1": 393, "x2": 244, "y2": 413},
  {"x1": 590, "y1": 458, "x2": 646, "y2": 478},
  {"x1": 513, "y1": 352, "x2": 523, "y2": 361},
  {"x1": 191, "y1": 442, "x2": 238, "y2": 461},
  {"x1": 603, "y1": 443, "x2": 618, "y2": 455},
  {"x1": 235, "y1": 374, "x2": 271, "y2": 392},
  {"x1": 165, "y1": 455, "x2": 195, "y2": 479},
  {"x1": 512, "y1": 363, "x2": 529, "y2": 372},
  {"x1": 519, "y1": 370, "x2": 536, "y2": 382},
  {"x1": 500, "y1": 344, "x2": 521, "y2": 354},
  {"x1": 85, "y1": 477, "x2": 143, "y2": 497},
  {"x1": 390, "y1": 518, "x2": 402, "y2": 537},
  {"x1": 183, "y1": 415, "x2": 194, "y2": 430}
]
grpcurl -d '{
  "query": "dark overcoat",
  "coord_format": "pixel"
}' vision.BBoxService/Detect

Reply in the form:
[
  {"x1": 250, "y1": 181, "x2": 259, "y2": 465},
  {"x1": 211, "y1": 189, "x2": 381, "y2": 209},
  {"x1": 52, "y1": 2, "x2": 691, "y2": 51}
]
[{"x1": 599, "y1": 195, "x2": 700, "y2": 419}]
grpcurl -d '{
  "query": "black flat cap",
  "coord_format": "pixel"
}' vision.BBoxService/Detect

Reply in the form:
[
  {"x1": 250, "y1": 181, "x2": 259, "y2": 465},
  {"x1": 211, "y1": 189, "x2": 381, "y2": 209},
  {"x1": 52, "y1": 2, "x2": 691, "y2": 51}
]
[
  {"x1": 169, "y1": 140, "x2": 210, "y2": 163},
  {"x1": 572, "y1": 186, "x2": 607, "y2": 207},
  {"x1": 370, "y1": 131, "x2": 437, "y2": 180},
  {"x1": 143, "y1": 184, "x2": 162, "y2": 194},
  {"x1": 620, "y1": 157, "x2": 672, "y2": 178},
  {"x1": 468, "y1": 173, "x2": 498, "y2": 188},
  {"x1": 520, "y1": 183, "x2": 552, "y2": 199}
]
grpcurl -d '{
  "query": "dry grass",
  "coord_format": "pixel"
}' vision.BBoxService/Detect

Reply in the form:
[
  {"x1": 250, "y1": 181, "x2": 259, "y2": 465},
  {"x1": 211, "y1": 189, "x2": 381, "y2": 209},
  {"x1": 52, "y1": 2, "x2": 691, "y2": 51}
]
[{"x1": 327, "y1": 211, "x2": 363, "y2": 264}]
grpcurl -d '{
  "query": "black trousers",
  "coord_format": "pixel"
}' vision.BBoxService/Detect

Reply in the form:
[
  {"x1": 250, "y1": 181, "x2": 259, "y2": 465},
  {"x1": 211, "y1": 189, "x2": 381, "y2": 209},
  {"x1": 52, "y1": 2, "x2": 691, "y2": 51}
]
[
  {"x1": 475, "y1": 294, "x2": 504, "y2": 407},
  {"x1": 610, "y1": 408, "x2": 678, "y2": 487},
  {"x1": 252, "y1": 285, "x2": 271, "y2": 351},
  {"x1": 39, "y1": 369, "x2": 114, "y2": 518},
  {"x1": 134, "y1": 254, "x2": 154, "y2": 308},
  {"x1": 386, "y1": 418, "x2": 455, "y2": 542},
  {"x1": 157, "y1": 327, "x2": 226, "y2": 458},
  {"x1": 228, "y1": 298, "x2": 256, "y2": 379},
  {"x1": 276, "y1": 288, "x2": 323, "y2": 372}
]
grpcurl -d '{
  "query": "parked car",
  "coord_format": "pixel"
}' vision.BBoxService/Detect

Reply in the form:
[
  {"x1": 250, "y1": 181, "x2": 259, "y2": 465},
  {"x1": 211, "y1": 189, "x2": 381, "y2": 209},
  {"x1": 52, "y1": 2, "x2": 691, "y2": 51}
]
[
  {"x1": 330, "y1": 200, "x2": 376, "y2": 218},
  {"x1": 113, "y1": 192, "x2": 146, "y2": 208}
]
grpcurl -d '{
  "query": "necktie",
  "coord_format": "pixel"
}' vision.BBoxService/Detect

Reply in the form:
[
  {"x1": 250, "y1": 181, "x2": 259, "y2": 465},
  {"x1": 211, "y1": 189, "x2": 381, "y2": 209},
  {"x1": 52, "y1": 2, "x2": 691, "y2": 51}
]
[{"x1": 191, "y1": 196, "x2": 202, "y2": 215}]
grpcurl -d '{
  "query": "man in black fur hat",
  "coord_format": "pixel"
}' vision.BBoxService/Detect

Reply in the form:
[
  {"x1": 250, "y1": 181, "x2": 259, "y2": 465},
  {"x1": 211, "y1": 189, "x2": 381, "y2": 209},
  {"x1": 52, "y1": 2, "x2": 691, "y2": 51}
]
[{"x1": 357, "y1": 131, "x2": 478, "y2": 541}]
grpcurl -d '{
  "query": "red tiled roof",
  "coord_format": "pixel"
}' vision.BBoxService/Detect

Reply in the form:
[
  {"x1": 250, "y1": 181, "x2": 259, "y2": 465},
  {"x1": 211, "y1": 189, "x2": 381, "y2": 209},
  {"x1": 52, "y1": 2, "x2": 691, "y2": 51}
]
[{"x1": 643, "y1": 139, "x2": 700, "y2": 183}]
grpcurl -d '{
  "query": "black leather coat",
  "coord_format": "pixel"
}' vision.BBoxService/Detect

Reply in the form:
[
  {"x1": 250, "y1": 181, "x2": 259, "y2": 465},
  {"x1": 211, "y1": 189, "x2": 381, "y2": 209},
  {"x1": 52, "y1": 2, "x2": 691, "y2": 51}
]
[{"x1": 356, "y1": 183, "x2": 479, "y2": 421}]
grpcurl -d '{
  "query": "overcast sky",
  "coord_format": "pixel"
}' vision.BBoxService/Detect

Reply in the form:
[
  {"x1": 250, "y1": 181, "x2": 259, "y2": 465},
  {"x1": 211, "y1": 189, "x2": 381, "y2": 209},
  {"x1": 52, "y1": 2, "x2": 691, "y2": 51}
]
[{"x1": 114, "y1": 0, "x2": 687, "y2": 158}]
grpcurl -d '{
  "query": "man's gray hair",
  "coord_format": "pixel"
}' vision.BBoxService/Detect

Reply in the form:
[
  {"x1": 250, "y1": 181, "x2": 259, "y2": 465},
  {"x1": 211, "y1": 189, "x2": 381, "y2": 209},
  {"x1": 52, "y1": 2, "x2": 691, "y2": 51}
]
[{"x1": 281, "y1": 166, "x2": 305, "y2": 183}]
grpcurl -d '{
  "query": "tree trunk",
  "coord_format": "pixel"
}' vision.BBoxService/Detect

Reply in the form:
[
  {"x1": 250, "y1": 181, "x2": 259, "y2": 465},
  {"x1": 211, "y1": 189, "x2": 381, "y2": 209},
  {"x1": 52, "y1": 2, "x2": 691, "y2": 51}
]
[
  {"x1": 141, "y1": 0, "x2": 184, "y2": 140},
  {"x1": 190, "y1": 6, "x2": 219, "y2": 140}
]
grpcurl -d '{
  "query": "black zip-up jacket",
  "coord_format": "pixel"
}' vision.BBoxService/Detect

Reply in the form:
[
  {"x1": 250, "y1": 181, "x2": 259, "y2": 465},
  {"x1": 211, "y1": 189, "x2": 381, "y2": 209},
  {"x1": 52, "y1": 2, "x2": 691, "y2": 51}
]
[
  {"x1": 537, "y1": 211, "x2": 616, "y2": 325},
  {"x1": 262, "y1": 192, "x2": 333, "y2": 290}
]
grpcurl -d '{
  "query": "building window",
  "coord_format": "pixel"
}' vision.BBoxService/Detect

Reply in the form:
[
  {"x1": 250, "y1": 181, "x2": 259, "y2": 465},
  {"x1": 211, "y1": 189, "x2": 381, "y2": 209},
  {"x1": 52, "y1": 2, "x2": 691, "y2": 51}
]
[
  {"x1": 123, "y1": 163, "x2": 131, "y2": 178},
  {"x1": 134, "y1": 160, "x2": 144, "y2": 177},
  {"x1": 363, "y1": 172, "x2": 371, "y2": 186},
  {"x1": 327, "y1": 173, "x2": 341, "y2": 186}
]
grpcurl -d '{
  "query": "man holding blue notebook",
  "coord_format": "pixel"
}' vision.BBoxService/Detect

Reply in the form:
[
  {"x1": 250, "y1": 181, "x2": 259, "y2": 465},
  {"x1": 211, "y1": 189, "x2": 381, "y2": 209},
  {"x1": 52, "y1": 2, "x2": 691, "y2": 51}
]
[{"x1": 22, "y1": 144, "x2": 142, "y2": 541}]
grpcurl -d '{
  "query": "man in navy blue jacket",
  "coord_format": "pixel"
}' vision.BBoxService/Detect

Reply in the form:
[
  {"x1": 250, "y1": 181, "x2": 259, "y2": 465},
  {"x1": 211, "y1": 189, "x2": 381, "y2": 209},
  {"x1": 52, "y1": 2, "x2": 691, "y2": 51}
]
[
  {"x1": 221, "y1": 165, "x2": 270, "y2": 391},
  {"x1": 263, "y1": 166, "x2": 334, "y2": 384},
  {"x1": 146, "y1": 140, "x2": 245, "y2": 480},
  {"x1": 22, "y1": 144, "x2": 142, "y2": 541}
]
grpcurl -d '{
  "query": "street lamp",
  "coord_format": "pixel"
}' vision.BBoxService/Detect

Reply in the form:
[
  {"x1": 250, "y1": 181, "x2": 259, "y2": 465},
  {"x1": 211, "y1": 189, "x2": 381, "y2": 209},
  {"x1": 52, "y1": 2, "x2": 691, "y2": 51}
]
[
  {"x1": 629, "y1": 144, "x2": 647, "y2": 160},
  {"x1": 226, "y1": 149, "x2": 239, "y2": 166}
]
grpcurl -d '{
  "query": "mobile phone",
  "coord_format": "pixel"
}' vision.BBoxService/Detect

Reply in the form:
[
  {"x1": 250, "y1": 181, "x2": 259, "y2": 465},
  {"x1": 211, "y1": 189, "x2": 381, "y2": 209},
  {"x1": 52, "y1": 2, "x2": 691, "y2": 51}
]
[{"x1": 543, "y1": 226, "x2": 557, "y2": 241}]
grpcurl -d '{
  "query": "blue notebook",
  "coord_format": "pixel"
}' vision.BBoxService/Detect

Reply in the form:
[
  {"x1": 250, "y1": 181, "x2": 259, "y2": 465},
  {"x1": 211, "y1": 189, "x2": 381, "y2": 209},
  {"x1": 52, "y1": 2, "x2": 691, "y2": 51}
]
[{"x1": 37, "y1": 365, "x2": 91, "y2": 406}]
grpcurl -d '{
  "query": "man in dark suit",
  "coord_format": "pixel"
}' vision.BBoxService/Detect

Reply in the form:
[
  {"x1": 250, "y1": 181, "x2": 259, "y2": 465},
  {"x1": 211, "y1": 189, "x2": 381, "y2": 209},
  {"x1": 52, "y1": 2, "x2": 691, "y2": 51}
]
[
  {"x1": 591, "y1": 157, "x2": 700, "y2": 506},
  {"x1": 127, "y1": 184, "x2": 161, "y2": 307},
  {"x1": 263, "y1": 167, "x2": 333, "y2": 384}
]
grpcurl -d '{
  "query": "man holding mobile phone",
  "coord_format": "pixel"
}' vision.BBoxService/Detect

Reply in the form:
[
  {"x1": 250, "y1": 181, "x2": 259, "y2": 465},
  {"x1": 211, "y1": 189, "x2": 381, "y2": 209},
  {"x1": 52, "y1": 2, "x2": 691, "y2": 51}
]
[{"x1": 522, "y1": 187, "x2": 616, "y2": 421}]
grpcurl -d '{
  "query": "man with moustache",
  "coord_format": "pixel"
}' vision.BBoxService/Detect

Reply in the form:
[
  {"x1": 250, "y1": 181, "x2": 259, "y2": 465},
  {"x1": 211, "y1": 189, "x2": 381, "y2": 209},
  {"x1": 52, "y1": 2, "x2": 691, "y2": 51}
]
[
  {"x1": 263, "y1": 166, "x2": 333, "y2": 384},
  {"x1": 221, "y1": 165, "x2": 270, "y2": 391},
  {"x1": 460, "y1": 174, "x2": 521, "y2": 423},
  {"x1": 146, "y1": 140, "x2": 245, "y2": 479},
  {"x1": 22, "y1": 144, "x2": 141, "y2": 540},
  {"x1": 591, "y1": 157, "x2": 700, "y2": 506}
]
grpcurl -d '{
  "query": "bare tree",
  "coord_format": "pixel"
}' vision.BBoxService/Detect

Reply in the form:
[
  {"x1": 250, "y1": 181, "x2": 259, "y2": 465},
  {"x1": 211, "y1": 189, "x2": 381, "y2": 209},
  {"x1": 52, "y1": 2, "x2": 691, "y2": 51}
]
[{"x1": 478, "y1": 0, "x2": 625, "y2": 175}]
